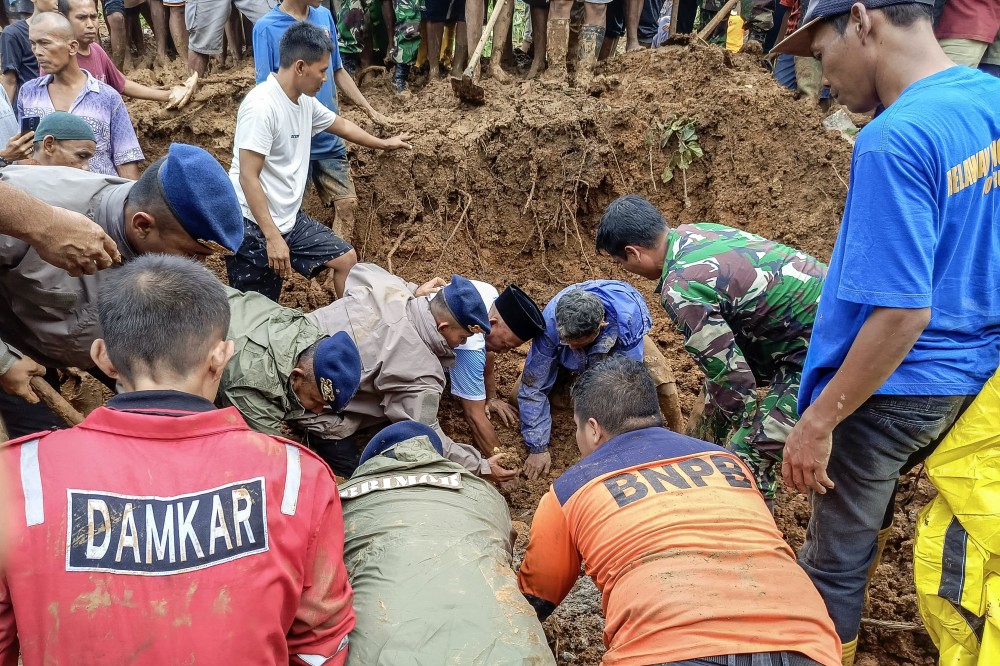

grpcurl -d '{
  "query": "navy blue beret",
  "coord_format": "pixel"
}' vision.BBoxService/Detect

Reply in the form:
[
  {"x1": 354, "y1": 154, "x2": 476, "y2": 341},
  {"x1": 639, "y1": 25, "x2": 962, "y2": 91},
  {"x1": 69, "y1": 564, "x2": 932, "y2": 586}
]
[
  {"x1": 359, "y1": 421, "x2": 444, "y2": 466},
  {"x1": 158, "y1": 143, "x2": 244, "y2": 254},
  {"x1": 442, "y1": 274, "x2": 491, "y2": 335},
  {"x1": 314, "y1": 332, "x2": 362, "y2": 413}
]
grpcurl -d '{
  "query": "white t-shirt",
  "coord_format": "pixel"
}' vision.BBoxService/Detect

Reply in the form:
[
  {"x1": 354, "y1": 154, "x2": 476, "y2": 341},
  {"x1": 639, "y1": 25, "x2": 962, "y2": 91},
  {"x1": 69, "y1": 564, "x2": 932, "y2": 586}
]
[
  {"x1": 456, "y1": 280, "x2": 499, "y2": 352},
  {"x1": 229, "y1": 74, "x2": 337, "y2": 234}
]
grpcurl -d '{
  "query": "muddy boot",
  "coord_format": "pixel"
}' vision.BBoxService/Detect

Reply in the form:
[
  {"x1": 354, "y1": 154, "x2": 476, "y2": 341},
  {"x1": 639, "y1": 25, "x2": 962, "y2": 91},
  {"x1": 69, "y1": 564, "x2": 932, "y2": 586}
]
[
  {"x1": 575, "y1": 23, "x2": 603, "y2": 90},
  {"x1": 342, "y1": 53, "x2": 361, "y2": 77},
  {"x1": 392, "y1": 62, "x2": 410, "y2": 93},
  {"x1": 540, "y1": 17, "x2": 570, "y2": 83}
]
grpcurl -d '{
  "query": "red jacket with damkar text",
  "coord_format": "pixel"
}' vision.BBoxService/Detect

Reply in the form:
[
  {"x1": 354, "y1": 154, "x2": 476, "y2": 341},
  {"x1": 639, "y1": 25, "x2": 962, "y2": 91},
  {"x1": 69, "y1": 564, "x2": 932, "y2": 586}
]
[
  {"x1": 518, "y1": 426, "x2": 841, "y2": 666},
  {"x1": 0, "y1": 390, "x2": 355, "y2": 666}
]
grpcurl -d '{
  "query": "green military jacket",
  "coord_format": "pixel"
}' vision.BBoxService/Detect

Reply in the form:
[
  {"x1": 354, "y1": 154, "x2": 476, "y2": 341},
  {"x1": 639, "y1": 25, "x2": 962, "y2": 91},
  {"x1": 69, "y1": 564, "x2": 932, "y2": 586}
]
[
  {"x1": 340, "y1": 438, "x2": 555, "y2": 666},
  {"x1": 218, "y1": 287, "x2": 324, "y2": 435}
]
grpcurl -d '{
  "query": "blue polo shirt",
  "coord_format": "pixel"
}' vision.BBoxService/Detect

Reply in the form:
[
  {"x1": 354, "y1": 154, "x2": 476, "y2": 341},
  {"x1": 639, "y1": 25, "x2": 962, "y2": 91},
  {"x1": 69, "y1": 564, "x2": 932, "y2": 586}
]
[
  {"x1": 518, "y1": 280, "x2": 653, "y2": 452},
  {"x1": 799, "y1": 67, "x2": 1000, "y2": 410},
  {"x1": 252, "y1": 5, "x2": 346, "y2": 161}
]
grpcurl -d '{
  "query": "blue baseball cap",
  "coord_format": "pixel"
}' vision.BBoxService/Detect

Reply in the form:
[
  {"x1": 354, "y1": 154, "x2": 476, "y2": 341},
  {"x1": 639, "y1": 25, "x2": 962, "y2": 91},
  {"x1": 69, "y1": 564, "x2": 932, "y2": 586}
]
[
  {"x1": 442, "y1": 274, "x2": 491, "y2": 335},
  {"x1": 313, "y1": 332, "x2": 362, "y2": 413},
  {"x1": 770, "y1": 0, "x2": 934, "y2": 57},
  {"x1": 158, "y1": 143, "x2": 244, "y2": 255},
  {"x1": 358, "y1": 421, "x2": 444, "y2": 466}
]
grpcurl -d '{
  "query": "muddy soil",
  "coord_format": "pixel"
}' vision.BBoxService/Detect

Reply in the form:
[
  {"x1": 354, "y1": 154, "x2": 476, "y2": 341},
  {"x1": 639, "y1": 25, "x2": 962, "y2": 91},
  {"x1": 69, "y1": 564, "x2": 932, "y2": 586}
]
[{"x1": 121, "y1": 43, "x2": 934, "y2": 664}]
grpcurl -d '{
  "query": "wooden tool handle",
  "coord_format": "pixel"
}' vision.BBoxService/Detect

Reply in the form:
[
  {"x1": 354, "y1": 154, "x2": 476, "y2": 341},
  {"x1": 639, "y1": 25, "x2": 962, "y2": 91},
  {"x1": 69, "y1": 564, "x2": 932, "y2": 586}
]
[
  {"x1": 696, "y1": 0, "x2": 740, "y2": 41},
  {"x1": 30, "y1": 376, "x2": 84, "y2": 426},
  {"x1": 468, "y1": 0, "x2": 509, "y2": 73}
]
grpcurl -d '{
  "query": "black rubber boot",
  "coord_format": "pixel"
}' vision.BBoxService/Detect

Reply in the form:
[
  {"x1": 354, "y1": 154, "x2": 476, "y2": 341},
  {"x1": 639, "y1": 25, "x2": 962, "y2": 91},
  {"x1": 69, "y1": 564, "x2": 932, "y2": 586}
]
[
  {"x1": 392, "y1": 62, "x2": 410, "y2": 93},
  {"x1": 342, "y1": 53, "x2": 361, "y2": 77}
]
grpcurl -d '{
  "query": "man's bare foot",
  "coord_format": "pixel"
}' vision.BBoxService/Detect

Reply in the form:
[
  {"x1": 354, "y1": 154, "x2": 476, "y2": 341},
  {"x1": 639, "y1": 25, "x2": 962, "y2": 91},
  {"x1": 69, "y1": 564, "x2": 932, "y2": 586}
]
[
  {"x1": 526, "y1": 57, "x2": 546, "y2": 78},
  {"x1": 488, "y1": 62, "x2": 510, "y2": 82}
]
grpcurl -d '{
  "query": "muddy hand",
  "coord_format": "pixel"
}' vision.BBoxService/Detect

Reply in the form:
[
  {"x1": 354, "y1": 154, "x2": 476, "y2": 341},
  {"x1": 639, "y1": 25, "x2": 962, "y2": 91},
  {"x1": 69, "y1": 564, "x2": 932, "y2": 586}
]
[
  {"x1": 35, "y1": 207, "x2": 120, "y2": 276},
  {"x1": 383, "y1": 133, "x2": 413, "y2": 151},
  {"x1": 166, "y1": 72, "x2": 199, "y2": 110},
  {"x1": 486, "y1": 455, "x2": 519, "y2": 483},
  {"x1": 0, "y1": 356, "x2": 46, "y2": 404},
  {"x1": 523, "y1": 451, "x2": 551, "y2": 481},
  {"x1": 368, "y1": 109, "x2": 401, "y2": 127},
  {"x1": 414, "y1": 276, "x2": 446, "y2": 297}
]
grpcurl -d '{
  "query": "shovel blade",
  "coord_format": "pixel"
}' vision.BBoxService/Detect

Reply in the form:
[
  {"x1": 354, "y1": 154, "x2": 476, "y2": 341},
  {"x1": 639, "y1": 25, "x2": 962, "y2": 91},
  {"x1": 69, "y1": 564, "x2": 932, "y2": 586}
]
[{"x1": 450, "y1": 73, "x2": 486, "y2": 104}]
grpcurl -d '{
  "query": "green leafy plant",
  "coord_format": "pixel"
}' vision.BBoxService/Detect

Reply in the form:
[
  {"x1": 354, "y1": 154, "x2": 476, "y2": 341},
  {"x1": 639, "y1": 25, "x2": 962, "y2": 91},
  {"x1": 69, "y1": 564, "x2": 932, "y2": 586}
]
[{"x1": 646, "y1": 116, "x2": 704, "y2": 208}]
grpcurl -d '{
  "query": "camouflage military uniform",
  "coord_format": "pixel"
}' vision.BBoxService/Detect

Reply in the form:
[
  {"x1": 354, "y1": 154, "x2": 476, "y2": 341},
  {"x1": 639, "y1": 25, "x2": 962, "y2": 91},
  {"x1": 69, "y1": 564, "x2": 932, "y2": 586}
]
[
  {"x1": 657, "y1": 223, "x2": 826, "y2": 500},
  {"x1": 390, "y1": 0, "x2": 422, "y2": 64}
]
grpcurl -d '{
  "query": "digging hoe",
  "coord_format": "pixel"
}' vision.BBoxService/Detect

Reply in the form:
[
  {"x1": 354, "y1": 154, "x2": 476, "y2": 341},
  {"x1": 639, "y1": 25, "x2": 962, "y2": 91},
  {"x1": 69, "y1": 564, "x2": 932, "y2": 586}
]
[{"x1": 450, "y1": 0, "x2": 509, "y2": 104}]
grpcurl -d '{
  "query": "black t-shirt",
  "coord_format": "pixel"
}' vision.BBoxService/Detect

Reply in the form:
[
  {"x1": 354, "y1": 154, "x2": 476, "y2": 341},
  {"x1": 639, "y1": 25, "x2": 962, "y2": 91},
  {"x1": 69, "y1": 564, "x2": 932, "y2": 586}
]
[{"x1": 1, "y1": 20, "x2": 40, "y2": 91}]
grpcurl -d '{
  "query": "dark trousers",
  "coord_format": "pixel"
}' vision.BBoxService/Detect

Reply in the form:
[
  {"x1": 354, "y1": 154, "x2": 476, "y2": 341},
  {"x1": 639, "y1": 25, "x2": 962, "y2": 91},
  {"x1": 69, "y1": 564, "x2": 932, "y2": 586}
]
[
  {"x1": 798, "y1": 394, "x2": 973, "y2": 642},
  {"x1": 303, "y1": 422, "x2": 385, "y2": 478},
  {"x1": 659, "y1": 652, "x2": 821, "y2": 665}
]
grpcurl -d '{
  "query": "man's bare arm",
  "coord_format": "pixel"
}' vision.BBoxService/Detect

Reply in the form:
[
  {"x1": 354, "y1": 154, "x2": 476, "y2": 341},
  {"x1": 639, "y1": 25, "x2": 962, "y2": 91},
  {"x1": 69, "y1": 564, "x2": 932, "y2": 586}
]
[{"x1": 0, "y1": 181, "x2": 119, "y2": 275}]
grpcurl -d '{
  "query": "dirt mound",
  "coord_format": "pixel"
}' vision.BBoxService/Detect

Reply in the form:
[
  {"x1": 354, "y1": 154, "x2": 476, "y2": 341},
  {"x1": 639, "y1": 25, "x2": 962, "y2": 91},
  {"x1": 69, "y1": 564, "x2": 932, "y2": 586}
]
[{"x1": 126, "y1": 44, "x2": 933, "y2": 665}]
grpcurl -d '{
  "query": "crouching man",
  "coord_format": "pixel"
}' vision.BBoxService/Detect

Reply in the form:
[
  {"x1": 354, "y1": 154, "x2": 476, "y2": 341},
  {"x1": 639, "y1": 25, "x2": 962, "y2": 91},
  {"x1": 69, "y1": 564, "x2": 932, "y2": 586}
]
[
  {"x1": 0, "y1": 255, "x2": 355, "y2": 665},
  {"x1": 340, "y1": 421, "x2": 555, "y2": 665},
  {"x1": 518, "y1": 356, "x2": 842, "y2": 666}
]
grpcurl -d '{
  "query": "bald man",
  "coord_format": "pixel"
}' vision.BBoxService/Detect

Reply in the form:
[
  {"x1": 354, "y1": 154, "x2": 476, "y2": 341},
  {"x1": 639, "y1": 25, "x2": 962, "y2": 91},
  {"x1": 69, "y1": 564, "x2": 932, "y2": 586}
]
[{"x1": 17, "y1": 13, "x2": 142, "y2": 177}]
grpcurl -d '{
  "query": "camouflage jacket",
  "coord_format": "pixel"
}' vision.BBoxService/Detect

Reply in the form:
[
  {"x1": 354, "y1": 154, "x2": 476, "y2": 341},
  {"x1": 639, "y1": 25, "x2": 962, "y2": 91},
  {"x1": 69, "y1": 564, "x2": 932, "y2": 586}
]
[{"x1": 657, "y1": 223, "x2": 827, "y2": 436}]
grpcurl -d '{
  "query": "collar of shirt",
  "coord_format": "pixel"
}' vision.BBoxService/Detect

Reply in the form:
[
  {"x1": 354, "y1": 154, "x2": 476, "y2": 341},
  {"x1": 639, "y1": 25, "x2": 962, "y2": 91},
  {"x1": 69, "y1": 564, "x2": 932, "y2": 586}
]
[
  {"x1": 98, "y1": 181, "x2": 138, "y2": 260},
  {"x1": 36, "y1": 69, "x2": 101, "y2": 113},
  {"x1": 407, "y1": 296, "x2": 455, "y2": 364},
  {"x1": 106, "y1": 389, "x2": 217, "y2": 415},
  {"x1": 654, "y1": 227, "x2": 682, "y2": 295}
]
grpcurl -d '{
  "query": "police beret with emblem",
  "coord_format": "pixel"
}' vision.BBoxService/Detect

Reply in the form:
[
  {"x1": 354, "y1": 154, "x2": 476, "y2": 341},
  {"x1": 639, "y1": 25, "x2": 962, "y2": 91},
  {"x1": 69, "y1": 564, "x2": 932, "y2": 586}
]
[
  {"x1": 442, "y1": 274, "x2": 491, "y2": 335},
  {"x1": 313, "y1": 331, "x2": 362, "y2": 413},
  {"x1": 158, "y1": 143, "x2": 244, "y2": 254},
  {"x1": 358, "y1": 420, "x2": 444, "y2": 466},
  {"x1": 495, "y1": 284, "x2": 545, "y2": 343}
]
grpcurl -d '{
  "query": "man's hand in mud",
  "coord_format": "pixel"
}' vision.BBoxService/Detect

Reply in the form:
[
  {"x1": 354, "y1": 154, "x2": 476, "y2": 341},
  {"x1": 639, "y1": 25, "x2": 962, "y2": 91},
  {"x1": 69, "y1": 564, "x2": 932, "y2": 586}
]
[{"x1": 165, "y1": 72, "x2": 198, "y2": 110}]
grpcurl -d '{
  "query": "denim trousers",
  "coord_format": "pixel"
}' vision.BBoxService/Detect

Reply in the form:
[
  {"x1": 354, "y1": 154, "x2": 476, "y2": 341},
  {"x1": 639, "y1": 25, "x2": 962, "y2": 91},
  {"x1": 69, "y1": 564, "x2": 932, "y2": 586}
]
[
  {"x1": 798, "y1": 394, "x2": 973, "y2": 642},
  {"x1": 659, "y1": 652, "x2": 820, "y2": 666}
]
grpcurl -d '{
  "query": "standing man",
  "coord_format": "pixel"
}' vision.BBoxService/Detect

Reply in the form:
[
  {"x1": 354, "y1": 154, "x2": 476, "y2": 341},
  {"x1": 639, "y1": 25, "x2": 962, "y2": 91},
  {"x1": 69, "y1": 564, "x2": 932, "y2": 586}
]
[
  {"x1": 518, "y1": 356, "x2": 842, "y2": 666},
  {"x1": 935, "y1": 0, "x2": 999, "y2": 77},
  {"x1": 517, "y1": 279, "x2": 683, "y2": 480},
  {"x1": 0, "y1": 254, "x2": 356, "y2": 665},
  {"x1": 341, "y1": 421, "x2": 555, "y2": 665},
  {"x1": 253, "y1": 0, "x2": 395, "y2": 246},
  {"x1": 186, "y1": 0, "x2": 274, "y2": 77},
  {"x1": 450, "y1": 282, "x2": 545, "y2": 456},
  {"x1": 461, "y1": 0, "x2": 515, "y2": 82},
  {"x1": 770, "y1": 1, "x2": 1000, "y2": 663},
  {"x1": 228, "y1": 22, "x2": 411, "y2": 302},
  {"x1": 1, "y1": 0, "x2": 55, "y2": 102},
  {"x1": 596, "y1": 194, "x2": 827, "y2": 505},
  {"x1": 0, "y1": 142, "x2": 244, "y2": 438},
  {"x1": 19, "y1": 12, "x2": 144, "y2": 177}
]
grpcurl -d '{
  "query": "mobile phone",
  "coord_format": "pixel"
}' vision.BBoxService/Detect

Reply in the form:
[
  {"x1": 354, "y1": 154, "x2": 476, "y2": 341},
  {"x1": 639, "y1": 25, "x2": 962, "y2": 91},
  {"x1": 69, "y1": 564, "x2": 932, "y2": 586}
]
[{"x1": 20, "y1": 116, "x2": 40, "y2": 134}]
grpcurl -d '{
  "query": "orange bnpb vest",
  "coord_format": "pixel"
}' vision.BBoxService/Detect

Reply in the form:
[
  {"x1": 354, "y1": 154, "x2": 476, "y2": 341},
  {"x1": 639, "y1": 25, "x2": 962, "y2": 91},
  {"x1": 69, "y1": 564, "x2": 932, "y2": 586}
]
[{"x1": 518, "y1": 426, "x2": 841, "y2": 666}]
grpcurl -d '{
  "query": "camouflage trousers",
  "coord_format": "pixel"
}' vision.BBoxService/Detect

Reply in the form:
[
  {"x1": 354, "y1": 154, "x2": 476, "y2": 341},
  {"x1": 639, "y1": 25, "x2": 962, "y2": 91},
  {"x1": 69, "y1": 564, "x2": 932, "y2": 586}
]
[
  {"x1": 691, "y1": 362, "x2": 799, "y2": 501},
  {"x1": 391, "y1": 0, "x2": 422, "y2": 63},
  {"x1": 337, "y1": 0, "x2": 373, "y2": 55}
]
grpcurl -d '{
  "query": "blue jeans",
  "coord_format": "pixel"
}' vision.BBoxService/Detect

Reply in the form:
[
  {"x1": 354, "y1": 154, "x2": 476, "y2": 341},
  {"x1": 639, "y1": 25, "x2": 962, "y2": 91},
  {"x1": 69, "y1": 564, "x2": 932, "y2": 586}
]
[{"x1": 798, "y1": 394, "x2": 973, "y2": 642}]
